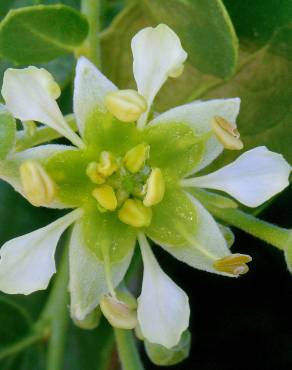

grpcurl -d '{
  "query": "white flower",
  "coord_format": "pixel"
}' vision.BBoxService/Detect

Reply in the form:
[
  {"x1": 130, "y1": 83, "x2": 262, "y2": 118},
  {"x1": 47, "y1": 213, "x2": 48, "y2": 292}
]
[{"x1": 0, "y1": 24, "x2": 290, "y2": 348}]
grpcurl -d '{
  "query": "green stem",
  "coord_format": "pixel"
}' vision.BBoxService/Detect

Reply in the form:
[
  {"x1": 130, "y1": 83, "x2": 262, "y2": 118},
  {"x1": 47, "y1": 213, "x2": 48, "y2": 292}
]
[
  {"x1": 40, "y1": 232, "x2": 71, "y2": 370},
  {"x1": 195, "y1": 192, "x2": 290, "y2": 250},
  {"x1": 81, "y1": 0, "x2": 102, "y2": 67},
  {"x1": 114, "y1": 329, "x2": 145, "y2": 370},
  {"x1": 0, "y1": 331, "x2": 43, "y2": 361}
]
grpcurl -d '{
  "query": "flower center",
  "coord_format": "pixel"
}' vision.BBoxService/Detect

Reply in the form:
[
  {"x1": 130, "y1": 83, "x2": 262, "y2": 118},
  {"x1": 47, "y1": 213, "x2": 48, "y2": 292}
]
[{"x1": 85, "y1": 143, "x2": 165, "y2": 228}]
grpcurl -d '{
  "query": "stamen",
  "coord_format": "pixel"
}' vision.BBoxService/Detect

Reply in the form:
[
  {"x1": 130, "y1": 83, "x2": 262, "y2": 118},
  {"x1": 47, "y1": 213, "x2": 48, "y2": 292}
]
[
  {"x1": 86, "y1": 162, "x2": 105, "y2": 184},
  {"x1": 212, "y1": 116, "x2": 244, "y2": 150},
  {"x1": 73, "y1": 308, "x2": 101, "y2": 330},
  {"x1": 23, "y1": 120, "x2": 36, "y2": 136},
  {"x1": 118, "y1": 199, "x2": 152, "y2": 228},
  {"x1": 20, "y1": 160, "x2": 57, "y2": 207},
  {"x1": 92, "y1": 185, "x2": 117, "y2": 211},
  {"x1": 123, "y1": 143, "x2": 150, "y2": 173},
  {"x1": 168, "y1": 64, "x2": 185, "y2": 78},
  {"x1": 143, "y1": 168, "x2": 165, "y2": 207},
  {"x1": 105, "y1": 89, "x2": 147, "y2": 123},
  {"x1": 100, "y1": 295, "x2": 137, "y2": 329},
  {"x1": 213, "y1": 253, "x2": 252, "y2": 276},
  {"x1": 96, "y1": 151, "x2": 119, "y2": 177}
]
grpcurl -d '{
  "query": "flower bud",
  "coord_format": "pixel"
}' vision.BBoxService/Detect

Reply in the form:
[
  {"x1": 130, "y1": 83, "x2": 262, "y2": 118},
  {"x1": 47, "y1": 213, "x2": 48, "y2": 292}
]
[
  {"x1": 145, "y1": 330, "x2": 191, "y2": 366},
  {"x1": 100, "y1": 295, "x2": 137, "y2": 330},
  {"x1": 123, "y1": 143, "x2": 150, "y2": 173},
  {"x1": 73, "y1": 308, "x2": 101, "y2": 330},
  {"x1": 92, "y1": 185, "x2": 117, "y2": 211},
  {"x1": 143, "y1": 168, "x2": 165, "y2": 207},
  {"x1": 118, "y1": 199, "x2": 152, "y2": 228},
  {"x1": 213, "y1": 253, "x2": 252, "y2": 276},
  {"x1": 20, "y1": 160, "x2": 57, "y2": 207},
  {"x1": 212, "y1": 116, "x2": 244, "y2": 150},
  {"x1": 105, "y1": 89, "x2": 147, "y2": 123}
]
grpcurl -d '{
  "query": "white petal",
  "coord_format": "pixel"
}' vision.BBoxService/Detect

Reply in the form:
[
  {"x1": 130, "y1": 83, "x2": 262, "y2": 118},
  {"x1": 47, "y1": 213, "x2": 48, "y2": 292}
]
[
  {"x1": 1, "y1": 67, "x2": 84, "y2": 148},
  {"x1": 137, "y1": 233, "x2": 190, "y2": 349},
  {"x1": 151, "y1": 195, "x2": 232, "y2": 276},
  {"x1": 149, "y1": 98, "x2": 241, "y2": 174},
  {"x1": 182, "y1": 146, "x2": 291, "y2": 207},
  {"x1": 0, "y1": 209, "x2": 82, "y2": 295},
  {"x1": 0, "y1": 144, "x2": 75, "y2": 209},
  {"x1": 69, "y1": 219, "x2": 134, "y2": 321},
  {"x1": 132, "y1": 24, "x2": 187, "y2": 127},
  {"x1": 73, "y1": 57, "x2": 117, "y2": 137}
]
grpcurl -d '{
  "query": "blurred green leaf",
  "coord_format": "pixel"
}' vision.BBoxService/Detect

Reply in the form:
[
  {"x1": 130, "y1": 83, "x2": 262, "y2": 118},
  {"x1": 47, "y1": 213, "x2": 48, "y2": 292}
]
[
  {"x1": 200, "y1": 29, "x2": 292, "y2": 170},
  {"x1": 145, "y1": 330, "x2": 191, "y2": 366},
  {"x1": 0, "y1": 296, "x2": 32, "y2": 349},
  {"x1": 0, "y1": 108, "x2": 16, "y2": 160},
  {"x1": 101, "y1": 3, "x2": 148, "y2": 88},
  {"x1": 64, "y1": 319, "x2": 115, "y2": 370},
  {"x1": 223, "y1": 0, "x2": 292, "y2": 47},
  {"x1": 0, "y1": 1, "x2": 34, "y2": 20},
  {"x1": 0, "y1": 181, "x2": 59, "y2": 245},
  {"x1": 0, "y1": 344, "x2": 46, "y2": 370},
  {"x1": 142, "y1": 0, "x2": 238, "y2": 79},
  {"x1": 0, "y1": 5, "x2": 89, "y2": 64}
]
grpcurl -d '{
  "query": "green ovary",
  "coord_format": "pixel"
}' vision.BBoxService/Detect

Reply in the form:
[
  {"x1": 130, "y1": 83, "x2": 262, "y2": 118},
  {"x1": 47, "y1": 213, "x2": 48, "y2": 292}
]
[{"x1": 45, "y1": 111, "x2": 206, "y2": 260}]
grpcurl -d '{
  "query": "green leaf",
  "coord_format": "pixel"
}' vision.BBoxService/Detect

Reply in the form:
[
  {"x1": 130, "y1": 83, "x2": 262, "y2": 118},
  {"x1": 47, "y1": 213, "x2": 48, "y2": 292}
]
[
  {"x1": 223, "y1": 0, "x2": 292, "y2": 47},
  {"x1": 0, "y1": 1, "x2": 34, "y2": 20},
  {"x1": 142, "y1": 0, "x2": 238, "y2": 79},
  {"x1": 145, "y1": 330, "x2": 191, "y2": 366},
  {"x1": 0, "y1": 107, "x2": 16, "y2": 160},
  {"x1": 0, "y1": 5, "x2": 89, "y2": 64},
  {"x1": 0, "y1": 181, "x2": 59, "y2": 246},
  {"x1": 101, "y1": 3, "x2": 149, "y2": 89},
  {"x1": 201, "y1": 31, "x2": 292, "y2": 169}
]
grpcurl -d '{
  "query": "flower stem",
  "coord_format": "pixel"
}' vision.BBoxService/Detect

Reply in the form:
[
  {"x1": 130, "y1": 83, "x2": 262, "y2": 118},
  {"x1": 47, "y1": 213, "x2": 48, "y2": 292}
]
[
  {"x1": 193, "y1": 190, "x2": 290, "y2": 250},
  {"x1": 114, "y1": 329, "x2": 145, "y2": 370},
  {"x1": 81, "y1": 0, "x2": 102, "y2": 67},
  {"x1": 40, "y1": 232, "x2": 71, "y2": 370}
]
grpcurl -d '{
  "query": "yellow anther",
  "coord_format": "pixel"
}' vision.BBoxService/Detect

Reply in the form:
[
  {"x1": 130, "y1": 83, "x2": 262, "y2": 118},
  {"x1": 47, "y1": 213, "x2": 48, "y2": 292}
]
[
  {"x1": 143, "y1": 168, "x2": 165, "y2": 207},
  {"x1": 105, "y1": 89, "x2": 147, "y2": 123},
  {"x1": 20, "y1": 160, "x2": 57, "y2": 207},
  {"x1": 213, "y1": 254, "x2": 252, "y2": 276},
  {"x1": 92, "y1": 185, "x2": 117, "y2": 211},
  {"x1": 168, "y1": 64, "x2": 185, "y2": 78},
  {"x1": 100, "y1": 295, "x2": 138, "y2": 330},
  {"x1": 212, "y1": 116, "x2": 244, "y2": 150},
  {"x1": 97, "y1": 151, "x2": 119, "y2": 177},
  {"x1": 123, "y1": 143, "x2": 150, "y2": 173},
  {"x1": 118, "y1": 199, "x2": 152, "y2": 228},
  {"x1": 86, "y1": 162, "x2": 106, "y2": 184}
]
